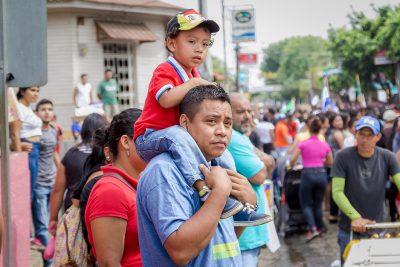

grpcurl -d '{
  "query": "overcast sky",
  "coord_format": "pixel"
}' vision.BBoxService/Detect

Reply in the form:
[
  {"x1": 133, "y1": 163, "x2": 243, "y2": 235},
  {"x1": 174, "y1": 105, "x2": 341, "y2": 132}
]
[{"x1": 163, "y1": 0, "x2": 399, "y2": 70}]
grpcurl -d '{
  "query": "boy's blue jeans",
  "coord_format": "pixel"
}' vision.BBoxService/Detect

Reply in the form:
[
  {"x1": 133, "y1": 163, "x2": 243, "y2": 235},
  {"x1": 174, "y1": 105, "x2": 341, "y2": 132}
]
[{"x1": 136, "y1": 126, "x2": 235, "y2": 186}]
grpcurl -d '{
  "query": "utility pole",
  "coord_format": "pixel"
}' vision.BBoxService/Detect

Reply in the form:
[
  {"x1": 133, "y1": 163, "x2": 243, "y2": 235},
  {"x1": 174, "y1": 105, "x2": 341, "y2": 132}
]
[
  {"x1": 0, "y1": 0, "x2": 12, "y2": 265},
  {"x1": 1, "y1": 0, "x2": 47, "y2": 265},
  {"x1": 235, "y1": 43, "x2": 240, "y2": 92},
  {"x1": 221, "y1": 0, "x2": 229, "y2": 88}
]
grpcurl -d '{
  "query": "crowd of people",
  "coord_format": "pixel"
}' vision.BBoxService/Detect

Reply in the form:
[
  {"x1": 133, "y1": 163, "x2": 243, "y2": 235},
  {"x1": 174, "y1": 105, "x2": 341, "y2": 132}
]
[{"x1": 4, "y1": 7, "x2": 400, "y2": 267}]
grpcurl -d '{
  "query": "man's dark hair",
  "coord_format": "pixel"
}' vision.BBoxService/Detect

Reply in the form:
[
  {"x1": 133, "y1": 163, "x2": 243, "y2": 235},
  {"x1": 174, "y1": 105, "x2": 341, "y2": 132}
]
[
  {"x1": 81, "y1": 73, "x2": 87, "y2": 79},
  {"x1": 35, "y1": 99, "x2": 53, "y2": 112},
  {"x1": 105, "y1": 69, "x2": 112, "y2": 73},
  {"x1": 180, "y1": 84, "x2": 230, "y2": 121}
]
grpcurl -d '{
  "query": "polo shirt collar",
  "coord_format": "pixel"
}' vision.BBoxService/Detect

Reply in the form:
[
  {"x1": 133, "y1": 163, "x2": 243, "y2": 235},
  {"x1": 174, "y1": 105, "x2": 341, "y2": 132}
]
[{"x1": 167, "y1": 56, "x2": 200, "y2": 83}]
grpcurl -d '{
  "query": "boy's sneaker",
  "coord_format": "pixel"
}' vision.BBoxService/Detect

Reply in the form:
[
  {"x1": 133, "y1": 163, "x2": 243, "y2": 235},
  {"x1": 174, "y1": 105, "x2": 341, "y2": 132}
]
[
  {"x1": 221, "y1": 197, "x2": 244, "y2": 219},
  {"x1": 306, "y1": 230, "x2": 320, "y2": 242},
  {"x1": 30, "y1": 237, "x2": 45, "y2": 251},
  {"x1": 199, "y1": 186, "x2": 243, "y2": 219},
  {"x1": 232, "y1": 205, "x2": 272, "y2": 227}
]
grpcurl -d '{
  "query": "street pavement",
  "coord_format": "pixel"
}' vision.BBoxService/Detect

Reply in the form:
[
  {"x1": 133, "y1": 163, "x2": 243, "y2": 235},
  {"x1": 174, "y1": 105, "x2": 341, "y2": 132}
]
[
  {"x1": 31, "y1": 216, "x2": 340, "y2": 267},
  {"x1": 259, "y1": 218, "x2": 340, "y2": 267}
]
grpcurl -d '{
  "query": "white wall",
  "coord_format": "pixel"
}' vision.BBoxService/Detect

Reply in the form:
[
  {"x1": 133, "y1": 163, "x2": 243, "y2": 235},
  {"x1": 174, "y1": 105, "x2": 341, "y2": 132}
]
[
  {"x1": 42, "y1": 12, "x2": 76, "y2": 131},
  {"x1": 75, "y1": 17, "x2": 104, "y2": 96},
  {"x1": 44, "y1": 11, "x2": 168, "y2": 131},
  {"x1": 135, "y1": 19, "x2": 168, "y2": 107}
]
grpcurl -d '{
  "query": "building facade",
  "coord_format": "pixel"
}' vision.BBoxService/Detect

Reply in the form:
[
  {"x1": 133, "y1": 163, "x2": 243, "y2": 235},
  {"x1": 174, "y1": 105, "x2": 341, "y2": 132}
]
[{"x1": 43, "y1": 0, "x2": 182, "y2": 130}]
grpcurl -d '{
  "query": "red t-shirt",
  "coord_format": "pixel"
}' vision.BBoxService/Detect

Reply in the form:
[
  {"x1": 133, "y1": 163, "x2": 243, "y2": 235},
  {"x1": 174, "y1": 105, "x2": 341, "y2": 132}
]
[
  {"x1": 85, "y1": 165, "x2": 142, "y2": 266},
  {"x1": 134, "y1": 57, "x2": 200, "y2": 140}
]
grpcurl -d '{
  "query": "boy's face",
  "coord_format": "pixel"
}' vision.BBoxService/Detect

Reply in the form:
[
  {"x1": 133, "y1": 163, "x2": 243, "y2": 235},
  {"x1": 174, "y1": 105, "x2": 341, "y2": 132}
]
[
  {"x1": 167, "y1": 26, "x2": 211, "y2": 72},
  {"x1": 37, "y1": 103, "x2": 54, "y2": 124}
]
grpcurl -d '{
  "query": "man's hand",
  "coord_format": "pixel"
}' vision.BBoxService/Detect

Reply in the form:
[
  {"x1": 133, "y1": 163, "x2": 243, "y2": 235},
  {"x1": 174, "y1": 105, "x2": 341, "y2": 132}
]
[
  {"x1": 254, "y1": 147, "x2": 275, "y2": 177},
  {"x1": 199, "y1": 164, "x2": 231, "y2": 197},
  {"x1": 21, "y1": 142, "x2": 33, "y2": 153},
  {"x1": 351, "y1": 218, "x2": 376, "y2": 233},
  {"x1": 227, "y1": 170, "x2": 257, "y2": 206}
]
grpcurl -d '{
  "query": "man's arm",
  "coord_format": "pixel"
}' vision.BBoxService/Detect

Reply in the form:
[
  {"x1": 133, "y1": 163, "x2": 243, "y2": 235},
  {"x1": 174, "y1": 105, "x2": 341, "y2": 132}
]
[
  {"x1": 164, "y1": 165, "x2": 231, "y2": 266},
  {"x1": 332, "y1": 177, "x2": 361, "y2": 220},
  {"x1": 72, "y1": 87, "x2": 78, "y2": 106},
  {"x1": 253, "y1": 147, "x2": 275, "y2": 180},
  {"x1": 97, "y1": 85, "x2": 102, "y2": 100},
  {"x1": 248, "y1": 165, "x2": 267, "y2": 185},
  {"x1": 332, "y1": 177, "x2": 376, "y2": 232},
  {"x1": 393, "y1": 173, "x2": 400, "y2": 191},
  {"x1": 158, "y1": 78, "x2": 210, "y2": 109}
]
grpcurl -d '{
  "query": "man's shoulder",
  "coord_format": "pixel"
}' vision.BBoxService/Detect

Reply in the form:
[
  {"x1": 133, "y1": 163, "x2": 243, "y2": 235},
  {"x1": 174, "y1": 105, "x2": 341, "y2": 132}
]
[
  {"x1": 139, "y1": 153, "x2": 181, "y2": 189},
  {"x1": 376, "y1": 146, "x2": 396, "y2": 159},
  {"x1": 336, "y1": 146, "x2": 355, "y2": 157},
  {"x1": 229, "y1": 130, "x2": 247, "y2": 147}
]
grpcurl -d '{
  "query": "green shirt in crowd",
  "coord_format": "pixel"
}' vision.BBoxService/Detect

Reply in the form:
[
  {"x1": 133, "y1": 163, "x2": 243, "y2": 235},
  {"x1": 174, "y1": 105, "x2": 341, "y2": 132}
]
[{"x1": 97, "y1": 79, "x2": 118, "y2": 105}]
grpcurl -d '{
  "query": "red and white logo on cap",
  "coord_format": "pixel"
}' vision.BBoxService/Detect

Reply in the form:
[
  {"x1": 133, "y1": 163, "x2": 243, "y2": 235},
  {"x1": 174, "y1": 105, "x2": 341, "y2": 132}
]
[{"x1": 183, "y1": 9, "x2": 205, "y2": 23}]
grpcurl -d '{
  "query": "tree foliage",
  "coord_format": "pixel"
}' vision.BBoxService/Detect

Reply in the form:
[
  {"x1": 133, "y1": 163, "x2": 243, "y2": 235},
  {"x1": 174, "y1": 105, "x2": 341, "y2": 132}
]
[
  {"x1": 261, "y1": 36, "x2": 331, "y2": 100},
  {"x1": 328, "y1": 5, "x2": 400, "y2": 90}
]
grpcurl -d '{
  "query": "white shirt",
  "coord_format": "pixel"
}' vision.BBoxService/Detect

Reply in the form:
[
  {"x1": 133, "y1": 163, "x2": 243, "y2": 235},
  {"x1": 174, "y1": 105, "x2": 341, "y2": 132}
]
[
  {"x1": 75, "y1": 82, "x2": 92, "y2": 107},
  {"x1": 17, "y1": 103, "x2": 42, "y2": 138},
  {"x1": 255, "y1": 121, "x2": 275, "y2": 144}
]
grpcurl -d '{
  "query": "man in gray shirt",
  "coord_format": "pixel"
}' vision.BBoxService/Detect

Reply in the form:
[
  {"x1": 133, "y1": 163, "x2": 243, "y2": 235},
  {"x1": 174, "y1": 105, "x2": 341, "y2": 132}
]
[
  {"x1": 31, "y1": 99, "x2": 59, "y2": 266},
  {"x1": 332, "y1": 116, "x2": 400, "y2": 264}
]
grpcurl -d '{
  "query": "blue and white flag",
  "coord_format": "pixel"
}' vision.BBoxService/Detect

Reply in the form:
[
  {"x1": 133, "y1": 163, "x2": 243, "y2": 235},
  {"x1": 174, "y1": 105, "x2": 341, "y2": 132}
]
[{"x1": 321, "y1": 76, "x2": 331, "y2": 112}]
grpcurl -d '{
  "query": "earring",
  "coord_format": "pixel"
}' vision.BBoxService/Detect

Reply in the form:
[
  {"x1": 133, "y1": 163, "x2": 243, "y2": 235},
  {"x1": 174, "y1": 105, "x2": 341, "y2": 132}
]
[{"x1": 126, "y1": 149, "x2": 130, "y2": 157}]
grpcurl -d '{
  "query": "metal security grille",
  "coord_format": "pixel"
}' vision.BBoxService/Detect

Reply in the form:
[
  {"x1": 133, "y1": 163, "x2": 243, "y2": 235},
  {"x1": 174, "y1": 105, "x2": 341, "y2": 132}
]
[{"x1": 103, "y1": 43, "x2": 135, "y2": 110}]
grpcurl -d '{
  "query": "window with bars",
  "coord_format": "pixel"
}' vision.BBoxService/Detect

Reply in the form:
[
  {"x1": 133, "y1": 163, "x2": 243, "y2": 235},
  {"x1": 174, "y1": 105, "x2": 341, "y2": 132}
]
[{"x1": 103, "y1": 43, "x2": 135, "y2": 109}]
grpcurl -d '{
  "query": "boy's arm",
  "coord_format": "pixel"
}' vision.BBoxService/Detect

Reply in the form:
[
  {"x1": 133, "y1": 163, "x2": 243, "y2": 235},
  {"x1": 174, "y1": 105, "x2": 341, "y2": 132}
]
[
  {"x1": 158, "y1": 78, "x2": 211, "y2": 109},
  {"x1": 332, "y1": 177, "x2": 361, "y2": 220}
]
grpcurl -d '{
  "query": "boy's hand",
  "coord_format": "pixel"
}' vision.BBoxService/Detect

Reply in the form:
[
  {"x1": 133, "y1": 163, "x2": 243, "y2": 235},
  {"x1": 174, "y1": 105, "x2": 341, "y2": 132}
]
[
  {"x1": 190, "y1": 78, "x2": 212, "y2": 87},
  {"x1": 199, "y1": 164, "x2": 231, "y2": 197}
]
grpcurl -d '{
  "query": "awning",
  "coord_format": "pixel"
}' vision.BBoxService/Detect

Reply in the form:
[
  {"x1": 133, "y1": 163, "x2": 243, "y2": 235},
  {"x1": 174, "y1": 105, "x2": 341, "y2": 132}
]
[{"x1": 96, "y1": 21, "x2": 158, "y2": 43}]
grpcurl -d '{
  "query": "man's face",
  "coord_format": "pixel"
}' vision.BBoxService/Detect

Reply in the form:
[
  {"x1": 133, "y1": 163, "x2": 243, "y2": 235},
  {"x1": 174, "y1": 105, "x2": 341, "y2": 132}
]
[
  {"x1": 355, "y1": 127, "x2": 380, "y2": 153},
  {"x1": 231, "y1": 97, "x2": 252, "y2": 133},
  {"x1": 81, "y1": 75, "x2": 88, "y2": 84},
  {"x1": 105, "y1": 71, "x2": 113, "y2": 80},
  {"x1": 37, "y1": 103, "x2": 54, "y2": 123},
  {"x1": 167, "y1": 27, "x2": 211, "y2": 72},
  {"x1": 181, "y1": 100, "x2": 232, "y2": 162}
]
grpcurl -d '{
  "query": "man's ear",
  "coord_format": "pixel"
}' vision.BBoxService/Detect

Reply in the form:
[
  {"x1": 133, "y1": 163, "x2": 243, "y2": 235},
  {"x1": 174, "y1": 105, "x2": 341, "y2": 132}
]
[
  {"x1": 180, "y1": 114, "x2": 189, "y2": 129},
  {"x1": 376, "y1": 132, "x2": 382, "y2": 142}
]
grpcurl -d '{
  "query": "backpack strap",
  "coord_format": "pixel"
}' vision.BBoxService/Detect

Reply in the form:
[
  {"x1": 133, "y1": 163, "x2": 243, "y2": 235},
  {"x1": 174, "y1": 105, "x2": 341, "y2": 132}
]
[
  {"x1": 104, "y1": 172, "x2": 136, "y2": 192},
  {"x1": 63, "y1": 215, "x2": 81, "y2": 264}
]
